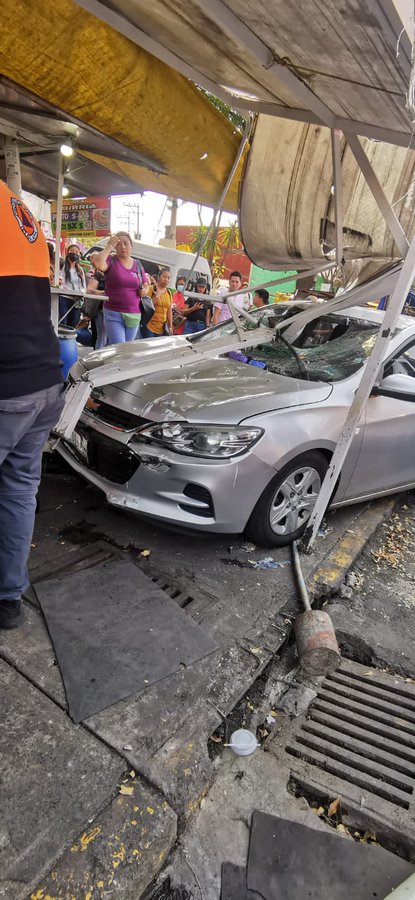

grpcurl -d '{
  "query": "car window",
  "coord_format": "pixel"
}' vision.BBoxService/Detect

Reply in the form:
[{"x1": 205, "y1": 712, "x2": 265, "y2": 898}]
[
  {"x1": 384, "y1": 343, "x2": 415, "y2": 378},
  {"x1": 240, "y1": 315, "x2": 385, "y2": 383}
]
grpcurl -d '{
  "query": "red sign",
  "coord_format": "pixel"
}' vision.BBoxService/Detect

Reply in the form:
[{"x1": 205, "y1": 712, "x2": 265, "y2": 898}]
[{"x1": 51, "y1": 196, "x2": 111, "y2": 238}]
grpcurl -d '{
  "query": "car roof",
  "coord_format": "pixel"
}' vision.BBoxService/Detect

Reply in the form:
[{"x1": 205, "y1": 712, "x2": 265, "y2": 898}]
[{"x1": 328, "y1": 305, "x2": 413, "y2": 330}]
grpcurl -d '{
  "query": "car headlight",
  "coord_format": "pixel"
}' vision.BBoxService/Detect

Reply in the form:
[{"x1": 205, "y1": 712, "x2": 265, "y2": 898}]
[{"x1": 131, "y1": 422, "x2": 263, "y2": 458}]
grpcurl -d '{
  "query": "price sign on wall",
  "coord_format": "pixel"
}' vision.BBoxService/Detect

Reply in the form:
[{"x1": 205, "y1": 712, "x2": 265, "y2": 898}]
[{"x1": 51, "y1": 197, "x2": 111, "y2": 238}]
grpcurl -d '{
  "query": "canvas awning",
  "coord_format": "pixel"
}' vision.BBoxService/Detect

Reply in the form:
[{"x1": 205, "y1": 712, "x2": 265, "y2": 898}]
[
  {"x1": 239, "y1": 114, "x2": 415, "y2": 278},
  {"x1": 73, "y1": 0, "x2": 414, "y2": 146},
  {"x1": 2, "y1": 0, "x2": 414, "y2": 254},
  {"x1": 0, "y1": 0, "x2": 244, "y2": 207},
  {"x1": 59, "y1": 0, "x2": 415, "y2": 274}
]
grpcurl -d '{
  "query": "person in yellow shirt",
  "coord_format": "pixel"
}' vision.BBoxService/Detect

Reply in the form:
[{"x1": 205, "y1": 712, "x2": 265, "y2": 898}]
[{"x1": 142, "y1": 267, "x2": 173, "y2": 337}]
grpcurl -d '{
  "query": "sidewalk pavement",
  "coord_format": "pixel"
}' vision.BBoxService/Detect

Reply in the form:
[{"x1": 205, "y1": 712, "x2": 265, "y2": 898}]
[{"x1": 0, "y1": 463, "x2": 396, "y2": 899}]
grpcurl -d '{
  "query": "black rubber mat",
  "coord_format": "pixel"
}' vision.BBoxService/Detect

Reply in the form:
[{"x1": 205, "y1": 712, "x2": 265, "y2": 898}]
[
  {"x1": 247, "y1": 812, "x2": 414, "y2": 899},
  {"x1": 34, "y1": 558, "x2": 218, "y2": 722},
  {"x1": 220, "y1": 863, "x2": 261, "y2": 899}
]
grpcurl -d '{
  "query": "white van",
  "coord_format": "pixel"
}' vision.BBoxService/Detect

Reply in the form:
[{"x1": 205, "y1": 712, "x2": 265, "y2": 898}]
[{"x1": 82, "y1": 239, "x2": 212, "y2": 290}]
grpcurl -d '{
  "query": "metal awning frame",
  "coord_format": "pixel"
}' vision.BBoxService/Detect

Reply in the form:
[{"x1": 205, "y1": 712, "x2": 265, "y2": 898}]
[{"x1": 74, "y1": 0, "x2": 415, "y2": 149}]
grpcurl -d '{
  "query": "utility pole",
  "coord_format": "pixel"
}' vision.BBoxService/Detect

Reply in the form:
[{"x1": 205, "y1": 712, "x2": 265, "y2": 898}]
[
  {"x1": 122, "y1": 201, "x2": 141, "y2": 240},
  {"x1": 159, "y1": 197, "x2": 178, "y2": 247}
]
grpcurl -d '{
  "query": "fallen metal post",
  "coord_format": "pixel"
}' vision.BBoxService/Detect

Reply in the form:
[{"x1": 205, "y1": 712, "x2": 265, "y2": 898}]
[
  {"x1": 303, "y1": 233, "x2": 415, "y2": 550},
  {"x1": 184, "y1": 116, "x2": 252, "y2": 287},
  {"x1": 183, "y1": 261, "x2": 336, "y2": 305},
  {"x1": 54, "y1": 264, "x2": 401, "y2": 440},
  {"x1": 331, "y1": 129, "x2": 344, "y2": 268},
  {"x1": 55, "y1": 324, "x2": 274, "y2": 438}
]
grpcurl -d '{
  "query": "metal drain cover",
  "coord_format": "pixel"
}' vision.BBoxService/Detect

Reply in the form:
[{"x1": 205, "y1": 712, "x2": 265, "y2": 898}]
[
  {"x1": 132, "y1": 558, "x2": 219, "y2": 624},
  {"x1": 270, "y1": 659, "x2": 415, "y2": 859}
]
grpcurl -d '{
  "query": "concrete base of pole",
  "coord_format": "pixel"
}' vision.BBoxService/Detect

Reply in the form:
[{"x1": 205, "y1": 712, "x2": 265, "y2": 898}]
[{"x1": 294, "y1": 609, "x2": 341, "y2": 676}]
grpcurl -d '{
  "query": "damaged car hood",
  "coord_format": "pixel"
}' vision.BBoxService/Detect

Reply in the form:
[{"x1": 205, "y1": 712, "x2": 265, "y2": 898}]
[{"x1": 94, "y1": 358, "x2": 332, "y2": 426}]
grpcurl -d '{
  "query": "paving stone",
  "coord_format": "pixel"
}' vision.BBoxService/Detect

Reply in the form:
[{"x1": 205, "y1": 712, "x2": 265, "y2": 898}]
[
  {"x1": 31, "y1": 773, "x2": 177, "y2": 900},
  {"x1": 0, "y1": 659, "x2": 124, "y2": 894}
]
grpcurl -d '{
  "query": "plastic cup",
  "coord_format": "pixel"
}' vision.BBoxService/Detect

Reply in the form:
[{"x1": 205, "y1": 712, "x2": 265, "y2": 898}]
[{"x1": 227, "y1": 729, "x2": 259, "y2": 756}]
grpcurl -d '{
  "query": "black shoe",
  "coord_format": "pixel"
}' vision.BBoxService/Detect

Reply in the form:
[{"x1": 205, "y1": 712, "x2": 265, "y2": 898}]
[{"x1": 0, "y1": 599, "x2": 24, "y2": 630}]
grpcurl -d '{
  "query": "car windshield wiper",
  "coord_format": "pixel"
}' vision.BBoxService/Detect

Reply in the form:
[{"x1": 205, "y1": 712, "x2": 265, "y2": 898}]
[{"x1": 275, "y1": 330, "x2": 310, "y2": 381}]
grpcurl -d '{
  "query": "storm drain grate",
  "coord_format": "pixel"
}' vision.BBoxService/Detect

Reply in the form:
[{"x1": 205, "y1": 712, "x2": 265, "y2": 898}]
[
  {"x1": 271, "y1": 659, "x2": 415, "y2": 855},
  {"x1": 133, "y1": 558, "x2": 219, "y2": 624},
  {"x1": 287, "y1": 660, "x2": 415, "y2": 808}
]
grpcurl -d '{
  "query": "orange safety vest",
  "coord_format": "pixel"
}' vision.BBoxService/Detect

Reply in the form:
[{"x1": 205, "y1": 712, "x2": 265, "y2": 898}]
[{"x1": 0, "y1": 180, "x2": 61, "y2": 398}]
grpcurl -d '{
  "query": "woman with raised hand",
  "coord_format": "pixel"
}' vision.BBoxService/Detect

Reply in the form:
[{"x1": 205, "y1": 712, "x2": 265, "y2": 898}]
[{"x1": 92, "y1": 232, "x2": 147, "y2": 344}]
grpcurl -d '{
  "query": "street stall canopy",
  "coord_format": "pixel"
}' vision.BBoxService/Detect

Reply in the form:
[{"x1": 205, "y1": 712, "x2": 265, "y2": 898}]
[
  {"x1": 66, "y1": 0, "x2": 415, "y2": 274},
  {"x1": 6, "y1": 0, "x2": 408, "y2": 273},
  {"x1": 0, "y1": 0, "x2": 244, "y2": 207}
]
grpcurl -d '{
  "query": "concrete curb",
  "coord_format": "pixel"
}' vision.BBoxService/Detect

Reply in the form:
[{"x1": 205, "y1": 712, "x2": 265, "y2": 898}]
[
  {"x1": 30, "y1": 773, "x2": 177, "y2": 900},
  {"x1": 306, "y1": 498, "x2": 395, "y2": 599}
]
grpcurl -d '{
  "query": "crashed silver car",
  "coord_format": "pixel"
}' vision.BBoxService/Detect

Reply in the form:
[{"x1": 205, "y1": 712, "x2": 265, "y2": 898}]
[{"x1": 58, "y1": 303, "x2": 415, "y2": 546}]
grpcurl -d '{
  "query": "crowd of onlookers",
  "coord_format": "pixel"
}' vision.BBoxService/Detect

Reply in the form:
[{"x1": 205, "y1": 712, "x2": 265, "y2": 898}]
[{"x1": 51, "y1": 232, "x2": 271, "y2": 349}]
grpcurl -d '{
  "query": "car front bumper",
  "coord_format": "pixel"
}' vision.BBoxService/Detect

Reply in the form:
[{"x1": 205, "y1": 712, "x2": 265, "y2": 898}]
[{"x1": 57, "y1": 421, "x2": 275, "y2": 533}]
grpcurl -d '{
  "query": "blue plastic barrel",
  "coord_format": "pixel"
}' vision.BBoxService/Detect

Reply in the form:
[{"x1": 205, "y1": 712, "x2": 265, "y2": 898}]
[{"x1": 58, "y1": 326, "x2": 78, "y2": 378}]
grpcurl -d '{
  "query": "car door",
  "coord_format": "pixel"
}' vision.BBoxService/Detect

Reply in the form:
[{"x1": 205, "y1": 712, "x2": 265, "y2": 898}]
[{"x1": 347, "y1": 338, "x2": 415, "y2": 499}]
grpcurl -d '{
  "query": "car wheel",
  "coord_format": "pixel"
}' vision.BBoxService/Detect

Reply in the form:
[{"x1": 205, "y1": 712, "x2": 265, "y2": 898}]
[{"x1": 245, "y1": 451, "x2": 328, "y2": 547}]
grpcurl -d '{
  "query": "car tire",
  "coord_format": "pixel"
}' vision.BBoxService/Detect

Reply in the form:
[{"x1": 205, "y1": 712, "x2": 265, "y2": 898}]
[{"x1": 245, "y1": 451, "x2": 328, "y2": 548}]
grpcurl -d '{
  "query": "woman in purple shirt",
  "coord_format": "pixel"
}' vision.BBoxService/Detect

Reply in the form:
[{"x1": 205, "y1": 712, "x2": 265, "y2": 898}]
[{"x1": 92, "y1": 232, "x2": 147, "y2": 344}]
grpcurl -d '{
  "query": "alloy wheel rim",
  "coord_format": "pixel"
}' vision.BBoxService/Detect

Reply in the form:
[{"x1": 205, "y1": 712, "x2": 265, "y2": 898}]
[{"x1": 269, "y1": 465, "x2": 322, "y2": 536}]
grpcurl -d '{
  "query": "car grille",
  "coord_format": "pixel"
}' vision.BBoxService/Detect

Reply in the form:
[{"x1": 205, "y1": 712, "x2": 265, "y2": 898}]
[
  {"x1": 87, "y1": 400, "x2": 150, "y2": 432},
  {"x1": 179, "y1": 483, "x2": 214, "y2": 518},
  {"x1": 87, "y1": 432, "x2": 140, "y2": 484},
  {"x1": 64, "y1": 427, "x2": 140, "y2": 485}
]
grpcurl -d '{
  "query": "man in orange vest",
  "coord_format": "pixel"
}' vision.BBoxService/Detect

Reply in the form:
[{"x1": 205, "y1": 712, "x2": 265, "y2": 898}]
[{"x1": 0, "y1": 180, "x2": 64, "y2": 629}]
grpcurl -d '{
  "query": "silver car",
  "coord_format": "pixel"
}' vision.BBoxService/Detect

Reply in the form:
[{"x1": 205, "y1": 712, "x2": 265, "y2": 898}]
[{"x1": 58, "y1": 304, "x2": 415, "y2": 546}]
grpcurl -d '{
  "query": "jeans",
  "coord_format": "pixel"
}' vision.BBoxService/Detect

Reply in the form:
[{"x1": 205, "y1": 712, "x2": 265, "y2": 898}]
[
  {"x1": 59, "y1": 296, "x2": 81, "y2": 328},
  {"x1": 103, "y1": 308, "x2": 140, "y2": 344},
  {"x1": 94, "y1": 308, "x2": 106, "y2": 349},
  {"x1": 76, "y1": 328, "x2": 93, "y2": 346},
  {"x1": 184, "y1": 320, "x2": 206, "y2": 334},
  {"x1": 0, "y1": 383, "x2": 65, "y2": 600},
  {"x1": 141, "y1": 324, "x2": 160, "y2": 338}
]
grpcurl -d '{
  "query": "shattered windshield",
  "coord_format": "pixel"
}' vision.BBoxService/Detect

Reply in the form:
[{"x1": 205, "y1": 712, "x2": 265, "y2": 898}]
[{"x1": 240, "y1": 315, "x2": 382, "y2": 383}]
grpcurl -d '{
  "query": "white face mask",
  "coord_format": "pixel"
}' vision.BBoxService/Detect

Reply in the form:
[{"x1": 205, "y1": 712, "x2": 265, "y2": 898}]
[{"x1": 177, "y1": 284, "x2": 185, "y2": 293}]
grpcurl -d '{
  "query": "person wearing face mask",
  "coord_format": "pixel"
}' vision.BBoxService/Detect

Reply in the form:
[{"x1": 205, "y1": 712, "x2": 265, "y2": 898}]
[
  {"x1": 171, "y1": 276, "x2": 189, "y2": 335},
  {"x1": 59, "y1": 244, "x2": 86, "y2": 327}
]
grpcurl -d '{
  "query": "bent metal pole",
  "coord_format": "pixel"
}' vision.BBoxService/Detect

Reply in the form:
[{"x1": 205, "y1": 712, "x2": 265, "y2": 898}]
[
  {"x1": 184, "y1": 115, "x2": 252, "y2": 286},
  {"x1": 303, "y1": 230, "x2": 415, "y2": 550}
]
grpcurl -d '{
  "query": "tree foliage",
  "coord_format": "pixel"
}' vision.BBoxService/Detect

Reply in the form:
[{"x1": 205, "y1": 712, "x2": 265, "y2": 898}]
[
  {"x1": 188, "y1": 223, "x2": 242, "y2": 284},
  {"x1": 198, "y1": 88, "x2": 247, "y2": 133}
]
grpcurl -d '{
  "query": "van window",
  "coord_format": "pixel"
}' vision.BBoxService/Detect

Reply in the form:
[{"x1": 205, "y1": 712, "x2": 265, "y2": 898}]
[{"x1": 131, "y1": 256, "x2": 160, "y2": 278}]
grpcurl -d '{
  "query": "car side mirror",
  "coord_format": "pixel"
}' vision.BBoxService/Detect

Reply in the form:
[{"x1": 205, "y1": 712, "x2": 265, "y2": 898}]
[{"x1": 372, "y1": 373, "x2": 415, "y2": 400}]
